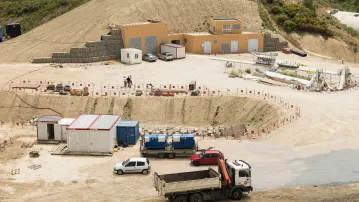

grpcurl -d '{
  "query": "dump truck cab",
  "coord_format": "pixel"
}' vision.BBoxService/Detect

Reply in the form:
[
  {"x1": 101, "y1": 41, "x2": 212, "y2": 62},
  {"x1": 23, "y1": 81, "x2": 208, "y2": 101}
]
[{"x1": 224, "y1": 160, "x2": 253, "y2": 194}]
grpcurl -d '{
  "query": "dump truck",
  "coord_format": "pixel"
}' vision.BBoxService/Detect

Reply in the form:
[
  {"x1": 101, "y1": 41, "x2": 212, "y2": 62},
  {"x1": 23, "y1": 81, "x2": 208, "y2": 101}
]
[
  {"x1": 139, "y1": 135, "x2": 199, "y2": 159},
  {"x1": 154, "y1": 159, "x2": 253, "y2": 202}
]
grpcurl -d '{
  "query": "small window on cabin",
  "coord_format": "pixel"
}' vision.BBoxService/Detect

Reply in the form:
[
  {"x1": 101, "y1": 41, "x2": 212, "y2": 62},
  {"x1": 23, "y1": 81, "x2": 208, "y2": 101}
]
[
  {"x1": 184, "y1": 38, "x2": 187, "y2": 43},
  {"x1": 135, "y1": 54, "x2": 138, "y2": 59},
  {"x1": 239, "y1": 170, "x2": 246, "y2": 177},
  {"x1": 127, "y1": 53, "x2": 129, "y2": 58},
  {"x1": 223, "y1": 24, "x2": 231, "y2": 33},
  {"x1": 213, "y1": 26, "x2": 216, "y2": 32},
  {"x1": 232, "y1": 24, "x2": 241, "y2": 30},
  {"x1": 214, "y1": 40, "x2": 217, "y2": 43}
]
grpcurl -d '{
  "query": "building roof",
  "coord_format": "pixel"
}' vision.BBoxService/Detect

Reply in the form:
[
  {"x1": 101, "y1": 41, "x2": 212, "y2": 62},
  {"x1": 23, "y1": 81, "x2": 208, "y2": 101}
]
[
  {"x1": 67, "y1": 114, "x2": 120, "y2": 130},
  {"x1": 117, "y1": 121, "x2": 139, "y2": 127},
  {"x1": 121, "y1": 48, "x2": 142, "y2": 52},
  {"x1": 58, "y1": 118, "x2": 75, "y2": 125},
  {"x1": 37, "y1": 115, "x2": 62, "y2": 122},
  {"x1": 185, "y1": 32, "x2": 211, "y2": 36}
]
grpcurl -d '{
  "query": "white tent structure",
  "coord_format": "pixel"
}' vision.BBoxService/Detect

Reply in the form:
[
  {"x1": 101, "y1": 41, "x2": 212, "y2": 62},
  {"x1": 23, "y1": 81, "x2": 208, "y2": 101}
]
[
  {"x1": 37, "y1": 115, "x2": 63, "y2": 141},
  {"x1": 67, "y1": 114, "x2": 121, "y2": 153},
  {"x1": 121, "y1": 48, "x2": 142, "y2": 64}
]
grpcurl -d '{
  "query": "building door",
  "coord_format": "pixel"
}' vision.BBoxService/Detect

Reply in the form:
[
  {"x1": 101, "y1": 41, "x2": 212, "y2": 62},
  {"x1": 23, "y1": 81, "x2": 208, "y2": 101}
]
[
  {"x1": 204, "y1": 41, "x2": 211, "y2": 54},
  {"x1": 248, "y1": 39, "x2": 259, "y2": 52},
  {"x1": 145, "y1": 36, "x2": 157, "y2": 54},
  {"x1": 77, "y1": 132, "x2": 89, "y2": 152},
  {"x1": 47, "y1": 124, "x2": 54, "y2": 140},
  {"x1": 54, "y1": 124, "x2": 62, "y2": 141},
  {"x1": 231, "y1": 40, "x2": 238, "y2": 53}
]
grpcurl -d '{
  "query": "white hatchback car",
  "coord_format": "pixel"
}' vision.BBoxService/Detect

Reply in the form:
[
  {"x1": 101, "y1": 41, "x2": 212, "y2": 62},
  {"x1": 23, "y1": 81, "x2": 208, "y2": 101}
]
[{"x1": 114, "y1": 157, "x2": 151, "y2": 175}]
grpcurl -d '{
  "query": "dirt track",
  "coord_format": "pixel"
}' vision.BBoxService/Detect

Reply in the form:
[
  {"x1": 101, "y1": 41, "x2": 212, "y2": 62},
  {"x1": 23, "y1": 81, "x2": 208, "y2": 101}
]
[{"x1": 0, "y1": 0, "x2": 262, "y2": 63}]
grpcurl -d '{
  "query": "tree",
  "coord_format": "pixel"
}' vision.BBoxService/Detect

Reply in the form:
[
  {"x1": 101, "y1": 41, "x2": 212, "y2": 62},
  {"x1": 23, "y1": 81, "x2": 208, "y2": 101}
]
[
  {"x1": 302, "y1": 0, "x2": 315, "y2": 10},
  {"x1": 283, "y1": 20, "x2": 296, "y2": 32}
]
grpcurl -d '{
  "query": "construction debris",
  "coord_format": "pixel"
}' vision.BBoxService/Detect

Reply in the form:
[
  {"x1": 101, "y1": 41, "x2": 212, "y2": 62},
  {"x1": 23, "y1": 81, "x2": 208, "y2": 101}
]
[
  {"x1": 29, "y1": 151, "x2": 39, "y2": 158},
  {"x1": 336, "y1": 67, "x2": 356, "y2": 90},
  {"x1": 306, "y1": 69, "x2": 331, "y2": 91},
  {"x1": 11, "y1": 168, "x2": 20, "y2": 175},
  {"x1": 251, "y1": 51, "x2": 277, "y2": 66},
  {"x1": 28, "y1": 165, "x2": 41, "y2": 170}
]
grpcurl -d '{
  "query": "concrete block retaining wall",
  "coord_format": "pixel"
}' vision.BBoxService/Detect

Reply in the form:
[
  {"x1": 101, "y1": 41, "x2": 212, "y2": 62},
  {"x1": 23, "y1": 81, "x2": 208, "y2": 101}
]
[
  {"x1": 32, "y1": 29, "x2": 123, "y2": 63},
  {"x1": 263, "y1": 33, "x2": 288, "y2": 52}
]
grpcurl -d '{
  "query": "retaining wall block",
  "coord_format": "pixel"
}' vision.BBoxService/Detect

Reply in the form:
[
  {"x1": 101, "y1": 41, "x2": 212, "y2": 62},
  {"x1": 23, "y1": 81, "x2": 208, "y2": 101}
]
[
  {"x1": 110, "y1": 29, "x2": 122, "y2": 35},
  {"x1": 70, "y1": 47, "x2": 89, "y2": 53},
  {"x1": 85, "y1": 41, "x2": 103, "y2": 47},
  {"x1": 52, "y1": 52, "x2": 71, "y2": 58}
]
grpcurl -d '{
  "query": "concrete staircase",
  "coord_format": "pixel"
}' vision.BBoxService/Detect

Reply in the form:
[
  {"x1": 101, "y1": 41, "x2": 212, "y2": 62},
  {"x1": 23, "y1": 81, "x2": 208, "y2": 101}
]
[
  {"x1": 32, "y1": 29, "x2": 124, "y2": 63},
  {"x1": 263, "y1": 33, "x2": 288, "y2": 52}
]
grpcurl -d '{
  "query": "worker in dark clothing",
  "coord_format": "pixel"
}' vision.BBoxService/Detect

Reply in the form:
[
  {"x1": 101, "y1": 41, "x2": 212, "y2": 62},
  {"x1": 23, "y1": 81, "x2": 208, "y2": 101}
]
[{"x1": 127, "y1": 76, "x2": 132, "y2": 88}]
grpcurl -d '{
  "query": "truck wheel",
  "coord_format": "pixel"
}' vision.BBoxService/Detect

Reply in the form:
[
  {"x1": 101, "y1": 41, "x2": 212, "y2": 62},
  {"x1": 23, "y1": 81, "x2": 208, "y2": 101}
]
[
  {"x1": 189, "y1": 193, "x2": 203, "y2": 202},
  {"x1": 172, "y1": 195, "x2": 187, "y2": 202},
  {"x1": 117, "y1": 170, "x2": 123, "y2": 175},
  {"x1": 167, "y1": 153, "x2": 175, "y2": 159},
  {"x1": 231, "y1": 189, "x2": 243, "y2": 200},
  {"x1": 157, "y1": 153, "x2": 165, "y2": 159}
]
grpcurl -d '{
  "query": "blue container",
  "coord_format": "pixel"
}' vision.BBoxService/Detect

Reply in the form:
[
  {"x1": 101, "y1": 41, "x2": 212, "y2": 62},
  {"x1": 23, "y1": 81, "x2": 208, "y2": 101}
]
[
  {"x1": 171, "y1": 134, "x2": 195, "y2": 149},
  {"x1": 116, "y1": 121, "x2": 139, "y2": 145},
  {"x1": 144, "y1": 134, "x2": 167, "y2": 149},
  {"x1": 0, "y1": 27, "x2": 2, "y2": 42}
]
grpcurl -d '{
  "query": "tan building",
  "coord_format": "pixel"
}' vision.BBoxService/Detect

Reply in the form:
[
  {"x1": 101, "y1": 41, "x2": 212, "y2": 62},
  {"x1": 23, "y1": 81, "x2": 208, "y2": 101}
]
[{"x1": 115, "y1": 18, "x2": 263, "y2": 55}]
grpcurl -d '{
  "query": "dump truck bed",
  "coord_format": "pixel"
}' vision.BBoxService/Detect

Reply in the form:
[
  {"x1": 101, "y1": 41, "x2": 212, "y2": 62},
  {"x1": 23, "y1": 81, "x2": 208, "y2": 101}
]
[{"x1": 154, "y1": 168, "x2": 221, "y2": 195}]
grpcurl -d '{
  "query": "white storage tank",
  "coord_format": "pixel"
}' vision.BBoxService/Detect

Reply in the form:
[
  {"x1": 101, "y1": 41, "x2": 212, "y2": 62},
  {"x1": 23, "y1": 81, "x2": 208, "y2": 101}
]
[
  {"x1": 161, "y1": 44, "x2": 186, "y2": 59},
  {"x1": 121, "y1": 48, "x2": 142, "y2": 64}
]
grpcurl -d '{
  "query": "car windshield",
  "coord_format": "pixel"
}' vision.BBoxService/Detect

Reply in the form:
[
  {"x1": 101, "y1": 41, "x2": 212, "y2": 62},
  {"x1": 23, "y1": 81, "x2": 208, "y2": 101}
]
[
  {"x1": 219, "y1": 151, "x2": 224, "y2": 157},
  {"x1": 122, "y1": 158, "x2": 130, "y2": 166},
  {"x1": 198, "y1": 153, "x2": 204, "y2": 158}
]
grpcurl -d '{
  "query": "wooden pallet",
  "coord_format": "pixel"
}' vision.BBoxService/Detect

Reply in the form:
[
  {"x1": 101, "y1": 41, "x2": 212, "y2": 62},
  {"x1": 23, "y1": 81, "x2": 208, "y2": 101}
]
[
  {"x1": 51, "y1": 144, "x2": 67, "y2": 155},
  {"x1": 37, "y1": 140, "x2": 61, "y2": 145},
  {"x1": 51, "y1": 144, "x2": 112, "y2": 156}
]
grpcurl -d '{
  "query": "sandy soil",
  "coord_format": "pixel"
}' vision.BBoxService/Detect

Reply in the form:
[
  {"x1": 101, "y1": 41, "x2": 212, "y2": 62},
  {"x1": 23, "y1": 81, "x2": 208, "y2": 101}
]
[
  {"x1": 290, "y1": 33, "x2": 359, "y2": 64},
  {"x1": 0, "y1": 0, "x2": 262, "y2": 63},
  {"x1": 1, "y1": 53, "x2": 359, "y2": 201},
  {"x1": 0, "y1": 92, "x2": 280, "y2": 129}
]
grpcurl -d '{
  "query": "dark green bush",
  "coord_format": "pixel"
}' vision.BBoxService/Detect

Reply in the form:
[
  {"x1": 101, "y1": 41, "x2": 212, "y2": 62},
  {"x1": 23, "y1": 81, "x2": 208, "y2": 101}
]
[{"x1": 0, "y1": 0, "x2": 89, "y2": 35}]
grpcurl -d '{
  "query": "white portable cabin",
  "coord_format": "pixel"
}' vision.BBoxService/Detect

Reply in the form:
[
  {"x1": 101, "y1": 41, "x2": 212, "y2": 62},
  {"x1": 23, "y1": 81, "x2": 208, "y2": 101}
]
[
  {"x1": 57, "y1": 118, "x2": 75, "y2": 141},
  {"x1": 121, "y1": 48, "x2": 142, "y2": 64},
  {"x1": 67, "y1": 114, "x2": 121, "y2": 153},
  {"x1": 161, "y1": 44, "x2": 186, "y2": 59},
  {"x1": 37, "y1": 115, "x2": 63, "y2": 141}
]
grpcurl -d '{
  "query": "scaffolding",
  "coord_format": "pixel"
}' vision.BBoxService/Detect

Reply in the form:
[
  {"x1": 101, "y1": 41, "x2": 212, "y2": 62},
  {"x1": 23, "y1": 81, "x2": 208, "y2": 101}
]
[{"x1": 251, "y1": 51, "x2": 277, "y2": 66}]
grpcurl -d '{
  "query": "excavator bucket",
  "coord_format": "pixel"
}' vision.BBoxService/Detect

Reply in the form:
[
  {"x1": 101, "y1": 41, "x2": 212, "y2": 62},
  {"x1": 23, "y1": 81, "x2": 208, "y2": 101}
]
[{"x1": 218, "y1": 159, "x2": 231, "y2": 186}]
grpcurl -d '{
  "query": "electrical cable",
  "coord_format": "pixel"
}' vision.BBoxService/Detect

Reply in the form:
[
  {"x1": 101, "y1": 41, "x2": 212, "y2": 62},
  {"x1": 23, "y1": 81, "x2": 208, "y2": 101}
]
[{"x1": 0, "y1": 66, "x2": 63, "y2": 116}]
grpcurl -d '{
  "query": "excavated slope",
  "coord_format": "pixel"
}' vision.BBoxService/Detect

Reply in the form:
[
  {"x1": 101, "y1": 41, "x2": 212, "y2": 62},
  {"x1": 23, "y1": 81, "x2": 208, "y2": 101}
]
[
  {"x1": 0, "y1": 0, "x2": 262, "y2": 63},
  {"x1": 0, "y1": 92, "x2": 279, "y2": 127}
]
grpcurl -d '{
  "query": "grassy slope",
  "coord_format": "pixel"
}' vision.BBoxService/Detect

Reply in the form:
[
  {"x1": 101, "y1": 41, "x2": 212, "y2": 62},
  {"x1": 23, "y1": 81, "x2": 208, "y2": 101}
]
[
  {"x1": 0, "y1": 0, "x2": 90, "y2": 36},
  {"x1": 316, "y1": 0, "x2": 359, "y2": 12}
]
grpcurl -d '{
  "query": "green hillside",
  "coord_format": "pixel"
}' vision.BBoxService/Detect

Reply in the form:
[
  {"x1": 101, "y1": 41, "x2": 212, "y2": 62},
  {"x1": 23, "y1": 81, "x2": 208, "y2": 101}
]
[
  {"x1": 316, "y1": 0, "x2": 359, "y2": 12},
  {"x1": 0, "y1": 0, "x2": 89, "y2": 36}
]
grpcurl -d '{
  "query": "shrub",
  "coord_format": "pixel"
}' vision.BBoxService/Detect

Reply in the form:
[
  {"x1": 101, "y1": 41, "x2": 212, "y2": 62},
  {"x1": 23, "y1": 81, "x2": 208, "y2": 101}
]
[
  {"x1": 271, "y1": 6, "x2": 281, "y2": 14},
  {"x1": 276, "y1": 14, "x2": 288, "y2": 24},
  {"x1": 283, "y1": 20, "x2": 296, "y2": 32},
  {"x1": 265, "y1": 0, "x2": 274, "y2": 3},
  {"x1": 245, "y1": 68, "x2": 252, "y2": 74}
]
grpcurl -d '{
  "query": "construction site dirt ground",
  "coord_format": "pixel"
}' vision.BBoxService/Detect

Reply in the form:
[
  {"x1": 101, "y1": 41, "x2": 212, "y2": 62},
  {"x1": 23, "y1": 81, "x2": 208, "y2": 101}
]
[{"x1": 1, "y1": 53, "x2": 359, "y2": 201}]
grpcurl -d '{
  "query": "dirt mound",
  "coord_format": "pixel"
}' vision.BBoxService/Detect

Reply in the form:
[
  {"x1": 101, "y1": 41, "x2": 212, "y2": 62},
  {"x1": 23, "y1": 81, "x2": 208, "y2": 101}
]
[
  {"x1": 0, "y1": 0, "x2": 262, "y2": 63},
  {"x1": 0, "y1": 92, "x2": 280, "y2": 128}
]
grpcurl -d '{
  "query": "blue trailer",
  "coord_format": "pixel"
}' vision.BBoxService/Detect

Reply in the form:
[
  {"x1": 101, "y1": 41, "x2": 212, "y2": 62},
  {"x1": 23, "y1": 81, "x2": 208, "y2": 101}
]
[
  {"x1": 116, "y1": 121, "x2": 139, "y2": 145},
  {"x1": 0, "y1": 26, "x2": 2, "y2": 42},
  {"x1": 140, "y1": 134, "x2": 199, "y2": 159}
]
